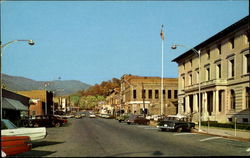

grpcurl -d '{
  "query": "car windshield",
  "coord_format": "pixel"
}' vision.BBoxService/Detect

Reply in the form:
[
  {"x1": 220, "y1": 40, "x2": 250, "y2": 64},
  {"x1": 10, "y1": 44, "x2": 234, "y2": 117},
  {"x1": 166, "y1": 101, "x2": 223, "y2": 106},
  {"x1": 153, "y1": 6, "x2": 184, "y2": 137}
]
[{"x1": 1, "y1": 119, "x2": 17, "y2": 129}]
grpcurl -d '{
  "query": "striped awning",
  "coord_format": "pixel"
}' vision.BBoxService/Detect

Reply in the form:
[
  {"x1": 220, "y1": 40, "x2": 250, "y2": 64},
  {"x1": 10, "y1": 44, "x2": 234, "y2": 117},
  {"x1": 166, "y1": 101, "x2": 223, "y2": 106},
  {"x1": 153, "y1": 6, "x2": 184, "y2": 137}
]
[{"x1": 2, "y1": 98, "x2": 28, "y2": 111}]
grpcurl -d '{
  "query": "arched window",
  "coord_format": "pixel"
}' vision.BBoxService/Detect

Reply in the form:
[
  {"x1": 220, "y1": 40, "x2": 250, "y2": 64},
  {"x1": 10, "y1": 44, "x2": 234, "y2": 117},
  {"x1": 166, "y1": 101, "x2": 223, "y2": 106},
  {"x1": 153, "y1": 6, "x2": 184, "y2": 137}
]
[{"x1": 230, "y1": 90, "x2": 236, "y2": 110}]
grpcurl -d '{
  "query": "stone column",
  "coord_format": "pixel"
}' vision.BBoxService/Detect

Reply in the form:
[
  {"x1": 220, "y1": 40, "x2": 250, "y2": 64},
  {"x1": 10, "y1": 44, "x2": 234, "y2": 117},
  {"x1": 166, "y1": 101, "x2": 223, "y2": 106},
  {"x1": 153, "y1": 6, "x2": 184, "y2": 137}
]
[
  {"x1": 193, "y1": 94, "x2": 198, "y2": 113},
  {"x1": 203, "y1": 92, "x2": 208, "y2": 118}
]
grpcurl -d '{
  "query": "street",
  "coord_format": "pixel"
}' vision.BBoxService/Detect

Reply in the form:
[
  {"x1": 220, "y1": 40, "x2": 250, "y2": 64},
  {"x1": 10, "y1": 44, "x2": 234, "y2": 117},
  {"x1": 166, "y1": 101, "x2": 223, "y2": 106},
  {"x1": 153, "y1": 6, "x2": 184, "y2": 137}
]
[{"x1": 16, "y1": 117, "x2": 250, "y2": 157}]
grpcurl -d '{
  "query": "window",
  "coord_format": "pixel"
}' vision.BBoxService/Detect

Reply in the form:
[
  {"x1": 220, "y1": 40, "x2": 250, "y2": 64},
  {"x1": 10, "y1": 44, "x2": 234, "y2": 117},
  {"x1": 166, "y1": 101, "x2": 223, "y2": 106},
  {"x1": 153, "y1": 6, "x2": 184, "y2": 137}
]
[
  {"x1": 246, "y1": 87, "x2": 250, "y2": 109},
  {"x1": 196, "y1": 70, "x2": 199, "y2": 84},
  {"x1": 183, "y1": 63, "x2": 185, "y2": 70},
  {"x1": 230, "y1": 90, "x2": 236, "y2": 110},
  {"x1": 190, "y1": 60, "x2": 192, "y2": 67},
  {"x1": 243, "y1": 53, "x2": 250, "y2": 74},
  {"x1": 207, "y1": 50, "x2": 210, "y2": 59},
  {"x1": 218, "y1": 44, "x2": 221, "y2": 54},
  {"x1": 148, "y1": 90, "x2": 152, "y2": 99},
  {"x1": 155, "y1": 90, "x2": 159, "y2": 99},
  {"x1": 168, "y1": 90, "x2": 171, "y2": 99},
  {"x1": 216, "y1": 64, "x2": 221, "y2": 79},
  {"x1": 163, "y1": 90, "x2": 166, "y2": 98},
  {"x1": 228, "y1": 59, "x2": 235, "y2": 78},
  {"x1": 174, "y1": 90, "x2": 178, "y2": 99},
  {"x1": 133, "y1": 90, "x2": 137, "y2": 99},
  {"x1": 189, "y1": 73, "x2": 192, "y2": 85},
  {"x1": 142, "y1": 89, "x2": 146, "y2": 99},
  {"x1": 182, "y1": 76, "x2": 185, "y2": 89},
  {"x1": 206, "y1": 67, "x2": 210, "y2": 81},
  {"x1": 230, "y1": 38, "x2": 235, "y2": 49}
]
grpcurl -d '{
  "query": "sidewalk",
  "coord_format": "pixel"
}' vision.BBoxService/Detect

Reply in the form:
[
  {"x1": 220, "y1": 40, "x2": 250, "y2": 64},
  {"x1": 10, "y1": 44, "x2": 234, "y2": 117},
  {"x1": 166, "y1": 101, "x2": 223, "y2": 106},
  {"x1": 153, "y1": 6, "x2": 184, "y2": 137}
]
[{"x1": 193, "y1": 125, "x2": 250, "y2": 142}]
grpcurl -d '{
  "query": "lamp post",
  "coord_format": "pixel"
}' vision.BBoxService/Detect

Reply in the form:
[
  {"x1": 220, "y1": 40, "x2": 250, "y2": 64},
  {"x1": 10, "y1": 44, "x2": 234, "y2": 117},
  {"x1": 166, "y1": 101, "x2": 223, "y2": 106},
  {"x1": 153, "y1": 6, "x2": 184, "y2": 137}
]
[
  {"x1": 0, "y1": 39, "x2": 35, "y2": 119},
  {"x1": 171, "y1": 44, "x2": 202, "y2": 132}
]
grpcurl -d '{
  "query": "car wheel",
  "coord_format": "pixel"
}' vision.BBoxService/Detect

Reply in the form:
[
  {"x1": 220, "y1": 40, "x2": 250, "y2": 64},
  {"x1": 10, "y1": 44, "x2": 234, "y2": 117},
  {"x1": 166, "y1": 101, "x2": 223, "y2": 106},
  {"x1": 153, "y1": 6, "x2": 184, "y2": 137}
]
[
  {"x1": 161, "y1": 128, "x2": 166, "y2": 131},
  {"x1": 55, "y1": 122, "x2": 61, "y2": 127},
  {"x1": 176, "y1": 127, "x2": 182, "y2": 133},
  {"x1": 189, "y1": 127, "x2": 195, "y2": 133}
]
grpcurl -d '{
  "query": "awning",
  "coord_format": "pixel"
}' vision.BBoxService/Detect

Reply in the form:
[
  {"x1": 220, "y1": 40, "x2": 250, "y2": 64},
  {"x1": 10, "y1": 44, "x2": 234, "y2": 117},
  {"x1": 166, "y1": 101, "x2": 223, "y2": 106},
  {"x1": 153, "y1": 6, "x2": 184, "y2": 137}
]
[{"x1": 2, "y1": 98, "x2": 28, "y2": 111}]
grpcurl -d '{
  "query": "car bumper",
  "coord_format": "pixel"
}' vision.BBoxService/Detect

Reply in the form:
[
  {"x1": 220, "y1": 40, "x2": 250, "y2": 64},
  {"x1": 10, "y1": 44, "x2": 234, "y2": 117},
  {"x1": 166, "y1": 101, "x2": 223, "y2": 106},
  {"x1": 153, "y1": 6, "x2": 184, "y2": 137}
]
[{"x1": 157, "y1": 126, "x2": 175, "y2": 130}]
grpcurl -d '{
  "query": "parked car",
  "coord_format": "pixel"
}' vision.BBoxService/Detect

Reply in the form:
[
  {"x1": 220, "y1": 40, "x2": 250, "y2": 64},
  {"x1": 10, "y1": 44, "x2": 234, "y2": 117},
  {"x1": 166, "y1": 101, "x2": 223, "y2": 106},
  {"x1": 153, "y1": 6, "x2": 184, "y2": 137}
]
[
  {"x1": 27, "y1": 115, "x2": 67, "y2": 127},
  {"x1": 116, "y1": 114, "x2": 129, "y2": 123},
  {"x1": 125, "y1": 115, "x2": 150, "y2": 125},
  {"x1": 1, "y1": 119, "x2": 47, "y2": 141},
  {"x1": 75, "y1": 114, "x2": 82, "y2": 119},
  {"x1": 1, "y1": 135, "x2": 32, "y2": 157},
  {"x1": 157, "y1": 114, "x2": 195, "y2": 132},
  {"x1": 89, "y1": 114, "x2": 96, "y2": 118}
]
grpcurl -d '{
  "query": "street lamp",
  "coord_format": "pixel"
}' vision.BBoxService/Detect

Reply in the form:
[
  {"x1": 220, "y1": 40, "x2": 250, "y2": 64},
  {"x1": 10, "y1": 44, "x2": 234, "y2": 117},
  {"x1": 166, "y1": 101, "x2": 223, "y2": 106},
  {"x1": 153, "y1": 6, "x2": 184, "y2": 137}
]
[
  {"x1": 171, "y1": 44, "x2": 202, "y2": 132},
  {"x1": 1, "y1": 39, "x2": 35, "y2": 119}
]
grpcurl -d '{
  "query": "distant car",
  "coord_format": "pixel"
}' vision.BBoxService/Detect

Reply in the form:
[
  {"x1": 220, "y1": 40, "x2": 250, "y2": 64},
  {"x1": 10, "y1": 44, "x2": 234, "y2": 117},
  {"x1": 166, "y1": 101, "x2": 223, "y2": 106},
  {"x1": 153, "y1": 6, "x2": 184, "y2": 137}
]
[
  {"x1": 1, "y1": 135, "x2": 32, "y2": 157},
  {"x1": 27, "y1": 115, "x2": 67, "y2": 127},
  {"x1": 157, "y1": 114, "x2": 195, "y2": 132},
  {"x1": 125, "y1": 115, "x2": 150, "y2": 125},
  {"x1": 80, "y1": 113, "x2": 86, "y2": 117},
  {"x1": 75, "y1": 114, "x2": 82, "y2": 119},
  {"x1": 1, "y1": 119, "x2": 47, "y2": 141},
  {"x1": 89, "y1": 114, "x2": 96, "y2": 118}
]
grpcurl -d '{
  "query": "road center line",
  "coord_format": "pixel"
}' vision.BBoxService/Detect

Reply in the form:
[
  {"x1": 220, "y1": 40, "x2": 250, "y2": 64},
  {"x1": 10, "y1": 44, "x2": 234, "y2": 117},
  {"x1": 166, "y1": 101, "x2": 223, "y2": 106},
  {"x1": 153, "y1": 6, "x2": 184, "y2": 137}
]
[{"x1": 200, "y1": 137, "x2": 222, "y2": 142}]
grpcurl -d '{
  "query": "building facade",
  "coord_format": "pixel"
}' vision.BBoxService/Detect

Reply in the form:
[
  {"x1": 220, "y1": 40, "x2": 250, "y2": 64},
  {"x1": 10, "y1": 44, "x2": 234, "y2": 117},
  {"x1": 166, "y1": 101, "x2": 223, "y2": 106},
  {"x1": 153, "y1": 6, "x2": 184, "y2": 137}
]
[
  {"x1": 120, "y1": 74, "x2": 178, "y2": 116},
  {"x1": 2, "y1": 89, "x2": 29, "y2": 125},
  {"x1": 16, "y1": 90, "x2": 53, "y2": 116},
  {"x1": 172, "y1": 16, "x2": 249, "y2": 124}
]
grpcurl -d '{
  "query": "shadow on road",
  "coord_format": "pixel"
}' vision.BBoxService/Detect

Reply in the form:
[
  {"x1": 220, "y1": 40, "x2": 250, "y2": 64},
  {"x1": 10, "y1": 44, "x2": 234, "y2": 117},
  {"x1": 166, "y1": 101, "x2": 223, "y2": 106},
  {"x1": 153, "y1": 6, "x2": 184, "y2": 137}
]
[
  {"x1": 32, "y1": 140, "x2": 65, "y2": 148},
  {"x1": 108, "y1": 150, "x2": 164, "y2": 157},
  {"x1": 13, "y1": 150, "x2": 57, "y2": 157}
]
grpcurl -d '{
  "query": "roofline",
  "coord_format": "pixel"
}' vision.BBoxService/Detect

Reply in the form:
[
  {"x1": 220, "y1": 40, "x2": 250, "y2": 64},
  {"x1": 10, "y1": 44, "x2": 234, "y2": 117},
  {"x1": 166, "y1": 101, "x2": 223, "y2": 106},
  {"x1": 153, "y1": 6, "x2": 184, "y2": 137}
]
[{"x1": 172, "y1": 15, "x2": 249, "y2": 63}]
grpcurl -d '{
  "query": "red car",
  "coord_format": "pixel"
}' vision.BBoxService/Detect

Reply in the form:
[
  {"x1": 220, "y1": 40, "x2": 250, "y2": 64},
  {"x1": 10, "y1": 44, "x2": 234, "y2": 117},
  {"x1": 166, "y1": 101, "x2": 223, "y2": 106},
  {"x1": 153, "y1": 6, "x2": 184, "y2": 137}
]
[{"x1": 1, "y1": 135, "x2": 32, "y2": 157}]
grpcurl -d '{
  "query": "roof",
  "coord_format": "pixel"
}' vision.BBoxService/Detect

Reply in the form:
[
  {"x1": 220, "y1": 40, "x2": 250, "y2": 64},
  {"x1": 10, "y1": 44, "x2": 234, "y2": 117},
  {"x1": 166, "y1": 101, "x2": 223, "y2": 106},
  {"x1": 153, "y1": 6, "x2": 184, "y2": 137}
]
[
  {"x1": 2, "y1": 98, "x2": 28, "y2": 111},
  {"x1": 172, "y1": 15, "x2": 249, "y2": 63}
]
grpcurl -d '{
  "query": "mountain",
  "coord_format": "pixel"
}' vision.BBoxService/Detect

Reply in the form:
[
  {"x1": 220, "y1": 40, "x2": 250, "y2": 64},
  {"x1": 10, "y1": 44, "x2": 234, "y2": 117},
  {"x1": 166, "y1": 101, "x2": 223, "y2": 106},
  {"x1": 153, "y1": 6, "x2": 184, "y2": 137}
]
[{"x1": 2, "y1": 74, "x2": 91, "y2": 96}]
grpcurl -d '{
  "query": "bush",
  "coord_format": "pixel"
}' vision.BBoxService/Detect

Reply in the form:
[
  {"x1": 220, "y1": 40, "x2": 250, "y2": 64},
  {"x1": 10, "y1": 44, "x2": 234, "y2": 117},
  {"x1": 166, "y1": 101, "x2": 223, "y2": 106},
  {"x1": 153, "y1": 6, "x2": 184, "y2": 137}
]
[{"x1": 201, "y1": 121, "x2": 250, "y2": 130}]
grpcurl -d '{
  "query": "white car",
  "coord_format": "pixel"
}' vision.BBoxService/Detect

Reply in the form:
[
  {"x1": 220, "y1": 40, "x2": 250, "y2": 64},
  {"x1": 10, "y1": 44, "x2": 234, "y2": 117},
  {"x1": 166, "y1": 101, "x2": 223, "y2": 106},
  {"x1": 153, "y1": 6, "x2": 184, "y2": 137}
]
[
  {"x1": 89, "y1": 114, "x2": 96, "y2": 118},
  {"x1": 1, "y1": 119, "x2": 47, "y2": 141}
]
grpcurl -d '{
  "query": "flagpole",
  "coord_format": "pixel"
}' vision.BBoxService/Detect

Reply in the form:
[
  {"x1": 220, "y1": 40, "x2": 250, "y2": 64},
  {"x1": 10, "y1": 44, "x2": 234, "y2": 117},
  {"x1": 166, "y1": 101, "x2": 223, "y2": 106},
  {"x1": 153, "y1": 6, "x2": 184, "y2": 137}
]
[{"x1": 160, "y1": 25, "x2": 164, "y2": 115}]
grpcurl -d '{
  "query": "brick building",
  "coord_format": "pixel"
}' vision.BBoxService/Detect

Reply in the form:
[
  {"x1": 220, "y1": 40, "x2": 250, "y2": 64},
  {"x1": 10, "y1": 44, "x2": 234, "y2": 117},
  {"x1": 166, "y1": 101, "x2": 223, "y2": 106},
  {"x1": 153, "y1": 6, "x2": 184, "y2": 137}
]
[
  {"x1": 16, "y1": 90, "x2": 53, "y2": 116},
  {"x1": 120, "y1": 74, "x2": 178, "y2": 116}
]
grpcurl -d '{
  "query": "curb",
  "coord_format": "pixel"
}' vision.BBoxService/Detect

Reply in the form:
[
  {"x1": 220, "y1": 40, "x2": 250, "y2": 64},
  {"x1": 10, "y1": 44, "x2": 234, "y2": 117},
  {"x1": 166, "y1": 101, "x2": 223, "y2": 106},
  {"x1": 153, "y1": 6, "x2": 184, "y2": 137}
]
[{"x1": 192, "y1": 129, "x2": 250, "y2": 142}]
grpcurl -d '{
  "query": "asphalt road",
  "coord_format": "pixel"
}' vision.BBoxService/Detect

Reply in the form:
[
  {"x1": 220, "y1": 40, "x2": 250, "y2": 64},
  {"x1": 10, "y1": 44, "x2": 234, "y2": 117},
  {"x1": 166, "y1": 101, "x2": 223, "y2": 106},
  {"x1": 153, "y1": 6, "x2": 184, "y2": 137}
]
[{"x1": 15, "y1": 117, "x2": 250, "y2": 157}]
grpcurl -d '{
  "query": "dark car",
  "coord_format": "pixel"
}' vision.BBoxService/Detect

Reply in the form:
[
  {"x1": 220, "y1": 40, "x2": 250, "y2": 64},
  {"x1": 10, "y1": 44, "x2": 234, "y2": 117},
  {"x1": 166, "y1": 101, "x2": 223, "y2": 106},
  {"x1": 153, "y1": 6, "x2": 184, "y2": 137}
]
[
  {"x1": 125, "y1": 114, "x2": 150, "y2": 125},
  {"x1": 157, "y1": 114, "x2": 195, "y2": 132},
  {"x1": 27, "y1": 115, "x2": 67, "y2": 128}
]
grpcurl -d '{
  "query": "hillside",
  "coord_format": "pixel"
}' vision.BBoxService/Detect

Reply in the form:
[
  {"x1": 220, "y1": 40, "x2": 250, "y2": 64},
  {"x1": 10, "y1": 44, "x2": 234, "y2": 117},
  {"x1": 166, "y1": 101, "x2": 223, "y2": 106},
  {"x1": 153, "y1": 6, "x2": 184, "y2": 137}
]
[{"x1": 2, "y1": 74, "x2": 91, "y2": 96}]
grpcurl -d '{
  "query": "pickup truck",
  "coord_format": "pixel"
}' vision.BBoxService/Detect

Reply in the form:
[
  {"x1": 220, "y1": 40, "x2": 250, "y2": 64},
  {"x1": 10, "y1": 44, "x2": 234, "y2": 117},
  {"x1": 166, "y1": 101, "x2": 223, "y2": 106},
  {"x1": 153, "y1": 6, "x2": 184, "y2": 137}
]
[{"x1": 157, "y1": 114, "x2": 195, "y2": 132}]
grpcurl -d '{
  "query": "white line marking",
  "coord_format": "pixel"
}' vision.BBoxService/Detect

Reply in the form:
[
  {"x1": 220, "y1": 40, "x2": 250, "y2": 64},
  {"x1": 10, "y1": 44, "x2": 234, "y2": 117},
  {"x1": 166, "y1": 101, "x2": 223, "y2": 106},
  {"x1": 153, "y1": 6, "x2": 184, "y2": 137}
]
[
  {"x1": 174, "y1": 133, "x2": 197, "y2": 136},
  {"x1": 200, "y1": 137, "x2": 222, "y2": 142}
]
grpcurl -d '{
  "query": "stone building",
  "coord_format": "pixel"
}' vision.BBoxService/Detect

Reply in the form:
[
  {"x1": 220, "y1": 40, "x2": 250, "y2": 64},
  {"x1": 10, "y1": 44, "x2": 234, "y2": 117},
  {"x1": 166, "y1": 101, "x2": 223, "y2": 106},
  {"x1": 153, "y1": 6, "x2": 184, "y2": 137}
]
[
  {"x1": 172, "y1": 16, "x2": 249, "y2": 124},
  {"x1": 120, "y1": 74, "x2": 178, "y2": 116}
]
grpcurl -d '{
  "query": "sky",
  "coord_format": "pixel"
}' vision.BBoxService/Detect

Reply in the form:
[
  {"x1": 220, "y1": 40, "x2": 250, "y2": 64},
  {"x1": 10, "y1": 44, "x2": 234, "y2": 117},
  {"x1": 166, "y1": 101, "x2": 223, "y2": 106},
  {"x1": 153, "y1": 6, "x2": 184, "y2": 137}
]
[{"x1": 1, "y1": 0, "x2": 249, "y2": 85}]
